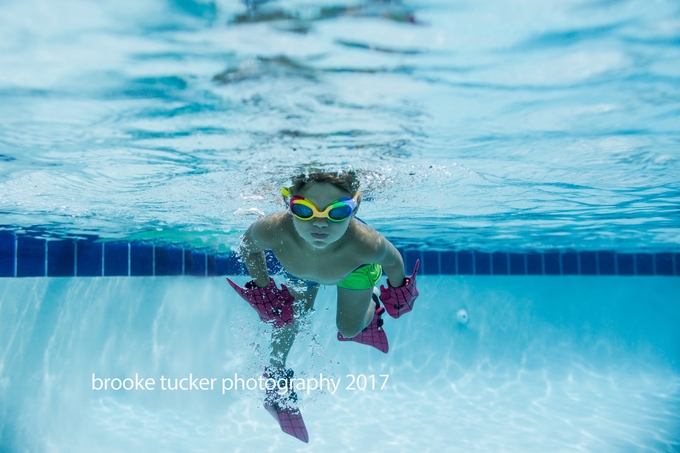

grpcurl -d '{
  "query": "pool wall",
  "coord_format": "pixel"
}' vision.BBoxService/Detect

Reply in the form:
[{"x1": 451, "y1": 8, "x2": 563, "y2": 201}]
[
  {"x1": 1, "y1": 230, "x2": 679, "y2": 278},
  {"x1": 2, "y1": 228, "x2": 679, "y2": 451},
  {"x1": 1, "y1": 275, "x2": 678, "y2": 452}
]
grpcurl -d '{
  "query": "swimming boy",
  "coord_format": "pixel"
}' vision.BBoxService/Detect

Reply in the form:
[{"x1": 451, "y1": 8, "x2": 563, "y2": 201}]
[{"x1": 226, "y1": 170, "x2": 419, "y2": 442}]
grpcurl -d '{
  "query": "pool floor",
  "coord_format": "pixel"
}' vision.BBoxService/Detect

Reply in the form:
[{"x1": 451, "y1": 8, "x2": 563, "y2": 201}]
[{"x1": 1, "y1": 276, "x2": 678, "y2": 452}]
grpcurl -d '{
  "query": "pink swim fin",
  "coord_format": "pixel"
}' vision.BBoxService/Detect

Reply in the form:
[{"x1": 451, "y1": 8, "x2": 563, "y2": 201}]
[
  {"x1": 264, "y1": 400, "x2": 309, "y2": 443},
  {"x1": 337, "y1": 293, "x2": 389, "y2": 353},
  {"x1": 263, "y1": 368, "x2": 309, "y2": 443}
]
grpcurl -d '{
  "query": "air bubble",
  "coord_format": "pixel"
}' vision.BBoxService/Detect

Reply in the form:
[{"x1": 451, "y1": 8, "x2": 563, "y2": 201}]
[{"x1": 456, "y1": 309, "x2": 469, "y2": 325}]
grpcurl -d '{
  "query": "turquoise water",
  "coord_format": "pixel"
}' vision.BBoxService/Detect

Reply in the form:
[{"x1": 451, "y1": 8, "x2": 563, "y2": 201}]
[
  {"x1": 1, "y1": 0, "x2": 680, "y2": 451},
  {"x1": 1, "y1": 276, "x2": 679, "y2": 452},
  {"x1": 1, "y1": 0, "x2": 679, "y2": 251}
]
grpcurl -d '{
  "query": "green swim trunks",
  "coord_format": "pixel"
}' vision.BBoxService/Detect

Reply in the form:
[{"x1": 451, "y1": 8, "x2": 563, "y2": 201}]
[{"x1": 337, "y1": 264, "x2": 383, "y2": 290}]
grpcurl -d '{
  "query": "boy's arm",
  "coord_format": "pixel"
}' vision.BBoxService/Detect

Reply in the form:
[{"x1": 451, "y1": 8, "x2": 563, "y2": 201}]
[
  {"x1": 373, "y1": 235, "x2": 420, "y2": 319},
  {"x1": 375, "y1": 237, "x2": 406, "y2": 287},
  {"x1": 240, "y1": 219, "x2": 273, "y2": 288},
  {"x1": 228, "y1": 217, "x2": 295, "y2": 327}
]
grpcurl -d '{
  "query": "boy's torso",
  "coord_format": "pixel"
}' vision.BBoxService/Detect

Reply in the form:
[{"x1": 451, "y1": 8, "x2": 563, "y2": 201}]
[{"x1": 261, "y1": 214, "x2": 382, "y2": 285}]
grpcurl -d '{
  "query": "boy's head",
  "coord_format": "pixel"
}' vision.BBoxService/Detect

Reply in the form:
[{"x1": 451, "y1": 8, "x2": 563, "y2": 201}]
[
  {"x1": 286, "y1": 170, "x2": 360, "y2": 199},
  {"x1": 284, "y1": 171, "x2": 361, "y2": 249}
]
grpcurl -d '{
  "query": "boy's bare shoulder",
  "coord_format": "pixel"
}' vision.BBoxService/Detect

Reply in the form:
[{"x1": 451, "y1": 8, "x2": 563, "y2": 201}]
[
  {"x1": 347, "y1": 219, "x2": 392, "y2": 261},
  {"x1": 247, "y1": 211, "x2": 292, "y2": 247}
]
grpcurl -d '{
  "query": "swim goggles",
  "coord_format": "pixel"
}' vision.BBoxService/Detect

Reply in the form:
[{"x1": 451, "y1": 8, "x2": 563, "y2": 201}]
[{"x1": 281, "y1": 188, "x2": 357, "y2": 222}]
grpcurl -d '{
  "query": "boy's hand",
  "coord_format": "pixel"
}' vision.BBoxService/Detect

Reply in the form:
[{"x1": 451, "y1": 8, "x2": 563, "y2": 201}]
[
  {"x1": 226, "y1": 278, "x2": 295, "y2": 327},
  {"x1": 379, "y1": 259, "x2": 420, "y2": 319}
]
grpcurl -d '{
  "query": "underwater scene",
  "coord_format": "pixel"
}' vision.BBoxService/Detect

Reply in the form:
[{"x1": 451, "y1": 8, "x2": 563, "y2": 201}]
[{"x1": 1, "y1": 0, "x2": 679, "y2": 451}]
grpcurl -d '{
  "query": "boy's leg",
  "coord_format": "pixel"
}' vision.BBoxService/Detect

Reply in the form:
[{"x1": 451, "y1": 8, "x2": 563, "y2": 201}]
[
  {"x1": 336, "y1": 287, "x2": 375, "y2": 338},
  {"x1": 269, "y1": 285, "x2": 319, "y2": 371}
]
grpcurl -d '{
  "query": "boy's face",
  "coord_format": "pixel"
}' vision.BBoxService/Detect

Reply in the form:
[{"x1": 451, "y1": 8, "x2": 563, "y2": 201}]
[{"x1": 290, "y1": 182, "x2": 354, "y2": 249}]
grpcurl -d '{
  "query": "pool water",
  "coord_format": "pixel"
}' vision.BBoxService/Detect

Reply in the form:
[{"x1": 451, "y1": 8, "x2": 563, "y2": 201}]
[
  {"x1": 1, "y1": 0, "x2": 680, "y2": 451},
  {"x1": 1, "y1": 275, "x2": 678, "y2": 452},
  {"x1": 1, "y1": 0, "x2": 679, "y2": 251}
]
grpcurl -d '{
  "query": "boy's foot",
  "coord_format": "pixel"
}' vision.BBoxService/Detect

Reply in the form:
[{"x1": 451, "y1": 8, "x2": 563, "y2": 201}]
[
  {"x1": 263, "y1": 367, "x2": 309, "y2": 443},
  {"x1": 337, "y1": 289, "x2": 389, "y2": 353}
]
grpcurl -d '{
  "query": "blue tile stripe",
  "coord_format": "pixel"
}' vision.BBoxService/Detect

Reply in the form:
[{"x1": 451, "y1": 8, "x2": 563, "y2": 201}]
[
  {"x1": 0, "y1": 231, "x2": 16, "y2": 277},
  {"x1": 0, "y1": 231, "x2": 678, "y2": 277},
  {"x1": 48, "y1": 240, "x2": 75, "y2": 277},
  {"x1": 17, "y1": 236, "x2": 46, "y2": 277}
]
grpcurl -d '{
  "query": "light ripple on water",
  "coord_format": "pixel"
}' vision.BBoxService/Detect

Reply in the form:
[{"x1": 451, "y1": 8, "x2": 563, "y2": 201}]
[
  {"x1": 1, "y1": 276, "x2": 679, "y2": 451},
  {"x1": 81, "y1": 366, "x2": 679, "y2": 453},
  {"x1": 1, "y1": 0, "x2": 679, "y2": 251}
]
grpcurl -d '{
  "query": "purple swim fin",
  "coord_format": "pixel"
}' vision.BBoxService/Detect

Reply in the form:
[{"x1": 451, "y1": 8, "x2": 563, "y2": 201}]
[
  {"x1": 264, "y1": 401, "x2": 309, "y2": 443},
  {"x1": 337, "y1": 293, "x2": 389, "y2": 353},
  {"x1": 263, "y1": 368, "x2": 309, "y2": 443}
]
